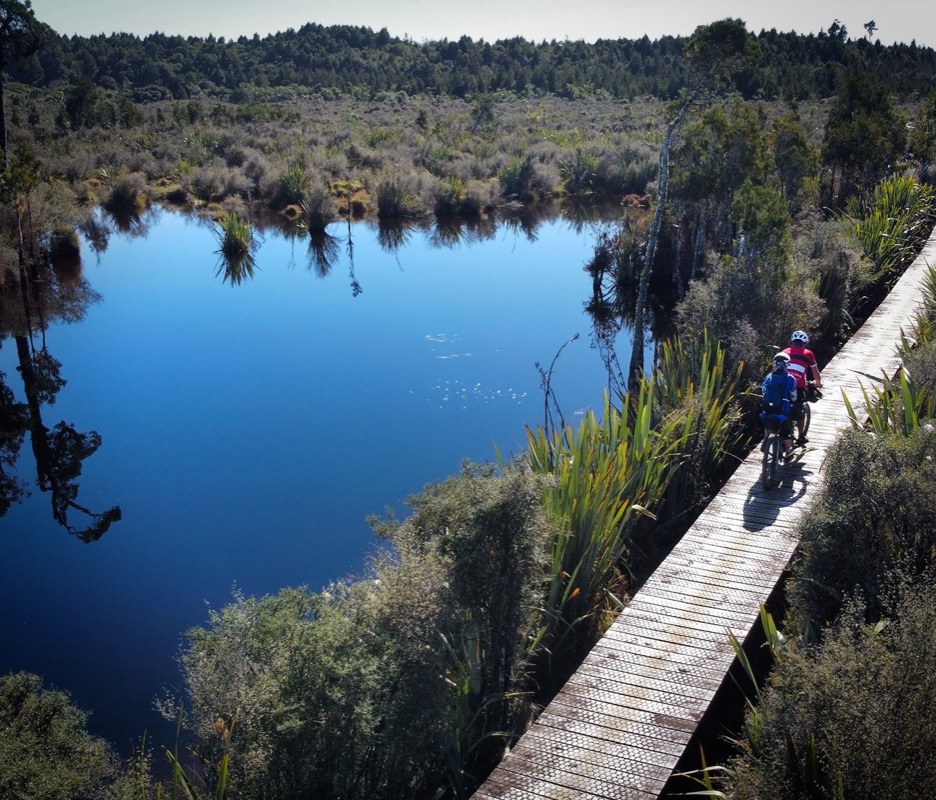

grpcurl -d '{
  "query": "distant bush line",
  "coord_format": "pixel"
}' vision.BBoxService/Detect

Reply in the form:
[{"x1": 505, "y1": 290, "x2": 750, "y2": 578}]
[{"x1": 8, "y1": 21, "x2": 936, "y2": 104}]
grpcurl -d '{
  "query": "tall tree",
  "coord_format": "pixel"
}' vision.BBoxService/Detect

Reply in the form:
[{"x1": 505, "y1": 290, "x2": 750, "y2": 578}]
[
  {"x1": 628, "y1": 18, "x2": 760, "y2": 383},
  {"x1": 821, "y1": 68, "x2": 907, "y2": 205},
  {"x1": 0, "y1": 0, "x2": 51, "y2": 166}
]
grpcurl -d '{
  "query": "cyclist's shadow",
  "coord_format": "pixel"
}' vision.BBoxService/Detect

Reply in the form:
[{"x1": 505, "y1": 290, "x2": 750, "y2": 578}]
[{"x1": 743, "y1": 453, "x2": 812, "y2": 532}]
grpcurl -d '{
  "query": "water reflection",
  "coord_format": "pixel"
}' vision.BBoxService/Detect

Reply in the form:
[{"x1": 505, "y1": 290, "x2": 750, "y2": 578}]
[
  {"x1": 0, "y1": 235, "x2": 121, "y2": 540},
  {"x1": 215, "y1": 251, "x2": 258, "y2": 285},
  {"x1": 305, "y1": 229, "x2": 340, "y2": 278},
  {"x1": 375, "y1": 218, "x2": 421, "y2": 253}
]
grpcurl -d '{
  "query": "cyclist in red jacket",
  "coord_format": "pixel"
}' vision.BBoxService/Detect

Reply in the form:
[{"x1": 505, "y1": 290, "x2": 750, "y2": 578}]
[{"x1": 782, "y1": 330, "x2": 822, "y2": 445}]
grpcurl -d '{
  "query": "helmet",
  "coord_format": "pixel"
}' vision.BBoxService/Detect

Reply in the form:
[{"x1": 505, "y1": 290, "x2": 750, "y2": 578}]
[
  {"x1": 773, "y1": 352, "x2": 791, "y2": 368},
  {"x1": 791, "y1": 330, "x2": 809, "y2": 345}
]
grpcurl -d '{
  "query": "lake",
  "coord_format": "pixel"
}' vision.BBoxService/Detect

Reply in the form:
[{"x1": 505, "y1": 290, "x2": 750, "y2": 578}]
[{"x1": 0, "y1": 206, "x2": 637, "y2": 749}]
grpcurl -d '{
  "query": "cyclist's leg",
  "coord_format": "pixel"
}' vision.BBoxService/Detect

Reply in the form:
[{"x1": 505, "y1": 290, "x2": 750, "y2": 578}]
[
  {"x1": 782, "y1": 418, "x2": 795, "y2": 458},
  {"x1": 792, "y1": 388, "x2": 806, "y2": 440}
]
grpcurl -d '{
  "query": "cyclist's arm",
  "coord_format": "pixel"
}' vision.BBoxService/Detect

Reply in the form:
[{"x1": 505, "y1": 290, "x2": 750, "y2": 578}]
[{"x1": 810, "y1": 363, "x2": 822, "y2": 388}]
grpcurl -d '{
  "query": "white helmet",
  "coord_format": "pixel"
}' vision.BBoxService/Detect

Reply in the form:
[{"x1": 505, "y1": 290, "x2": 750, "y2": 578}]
[{"x1": 791, "y1": 330, "x2": 809, "y2": 344}]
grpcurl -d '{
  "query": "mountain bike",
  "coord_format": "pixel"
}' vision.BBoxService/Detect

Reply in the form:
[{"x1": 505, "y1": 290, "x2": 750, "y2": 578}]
[
  {"x1": 760, "y1": 413, "x2": 787, "y2": 490},
  {"x1": 797, "y1": 381, "x2": 823, "y2": 444}
]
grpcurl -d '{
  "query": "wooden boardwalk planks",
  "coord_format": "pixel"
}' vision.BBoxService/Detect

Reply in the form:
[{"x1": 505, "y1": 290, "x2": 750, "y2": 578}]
[{"x1": 473, "y1": 230, "x2": 936, "y2": 799}]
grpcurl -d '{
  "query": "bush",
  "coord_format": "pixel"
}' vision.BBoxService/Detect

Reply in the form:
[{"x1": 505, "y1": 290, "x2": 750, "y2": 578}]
[
  {"x1": 0, "y1": 672, "x2": 116, "y2": 800},
  {"x1": 178, "y1": 465, "x2": 553, "y2": 800},
  {"x1": 728, "y1": 588, "x2": 936, "y2": 800},
  {"x1": 789, "y1": 426, "x2": 936, "y2": 631}
]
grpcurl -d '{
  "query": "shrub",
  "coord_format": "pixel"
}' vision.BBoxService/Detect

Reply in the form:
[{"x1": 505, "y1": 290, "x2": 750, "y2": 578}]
[
  {"x1": 727, "y1": 588, "x2": 936, "y2": 800},
  {"x1": 178, "y1": 465, "x2": 553, "y2": 800},
  {"x1": 788, "y1": 426, "x2": 936, "y2": 630},
  {"x1": 0, "y1": 672, "x2": 116, "y2": 800}
]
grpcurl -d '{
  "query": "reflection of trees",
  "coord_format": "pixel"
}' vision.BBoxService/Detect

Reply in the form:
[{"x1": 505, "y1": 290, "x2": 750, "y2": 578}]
[
  {"x1": 14, "y1": 336, "x2": 121, "y2": 542},
  {"x1": 429, "y1": 215, "x2": 498, "y2": 248},
  {"x1": 583, "y1": 215, "x2": 673, "y2": 396},
  {"x1": 0, "y1": 371, "x2": 29, "y2": 515},
  {"x1": 1, "y1": 168, "x2": 121, "y2": 541}
]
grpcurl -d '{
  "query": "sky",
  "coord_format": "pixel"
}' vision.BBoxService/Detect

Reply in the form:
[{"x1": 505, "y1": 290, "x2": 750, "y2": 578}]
[{"x1": 29, "y1": 0, "x2": 936, "y2": 49}]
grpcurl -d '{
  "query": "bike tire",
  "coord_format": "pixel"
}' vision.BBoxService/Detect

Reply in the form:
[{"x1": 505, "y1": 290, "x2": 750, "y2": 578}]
[
  {"x1": 802, "y1": 400, "x2": 811, "y2": 439},
  {"x1": 762, "y1": 434, "x2": 780, "y2": 489}
]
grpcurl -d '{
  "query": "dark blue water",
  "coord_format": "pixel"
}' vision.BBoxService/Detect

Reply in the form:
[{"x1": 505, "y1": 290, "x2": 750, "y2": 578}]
[{"x1": 0, "y1": 208, "x2": 632, "y2": 749}]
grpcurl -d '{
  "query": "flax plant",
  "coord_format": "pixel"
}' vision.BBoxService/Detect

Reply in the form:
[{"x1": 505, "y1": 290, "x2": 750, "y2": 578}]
[
  {"x1": 523, "y1": 382, "x2": 685, "y2": 654},
  {"x1": 843, "y1": 263, "x2": 936, "y2": 435},
  {"x1": 214, "y1": 212, "x2": 252, "y2": 258},
  {"x1": 845, "y1": 175, "x2": 936, "y2": 286},
  {"x1": 650, "y1": 333, "x2": 743, "y2": 525}
]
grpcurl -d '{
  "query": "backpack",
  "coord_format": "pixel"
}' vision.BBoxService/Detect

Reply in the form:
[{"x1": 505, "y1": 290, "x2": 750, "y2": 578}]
[{"x1": 762, "y1": 371, "x2": 791, "y2": 415}]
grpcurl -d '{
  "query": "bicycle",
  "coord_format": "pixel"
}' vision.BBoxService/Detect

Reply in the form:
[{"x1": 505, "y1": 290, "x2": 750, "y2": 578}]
[
  {"x1": 795, "y1": 381, "x2": 823, "y2": 444},
  {"x1": 760, "y1": 412, "x2": 787, "y2": 489}
]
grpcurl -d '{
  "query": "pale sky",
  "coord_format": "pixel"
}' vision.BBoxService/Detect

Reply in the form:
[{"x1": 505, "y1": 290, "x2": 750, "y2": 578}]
[{"x1": 30, "y1": 0, "x2": 935, "y2": 49}]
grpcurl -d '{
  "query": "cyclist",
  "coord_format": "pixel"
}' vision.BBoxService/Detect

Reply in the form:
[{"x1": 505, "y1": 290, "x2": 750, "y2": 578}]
[
  {"x1": 782, "y1": 330, "x2": 822, "y2": 445},
  {"x1": 761, "y1": 352, "x2": 797, "y2": 462}
]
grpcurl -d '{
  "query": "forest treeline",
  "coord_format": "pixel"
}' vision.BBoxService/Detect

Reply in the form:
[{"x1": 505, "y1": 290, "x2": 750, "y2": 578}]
[{"x1": 8, "y1": 18, "x2": 936, "y2": 103}]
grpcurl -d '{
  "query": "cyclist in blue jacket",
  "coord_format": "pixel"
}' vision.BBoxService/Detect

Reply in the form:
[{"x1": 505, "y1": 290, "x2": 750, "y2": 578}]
[{"x1": 761, "y1": 352, "x2": 797, "y2": 461}]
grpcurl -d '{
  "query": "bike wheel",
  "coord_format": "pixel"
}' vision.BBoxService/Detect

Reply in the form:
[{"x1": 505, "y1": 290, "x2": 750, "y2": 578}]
[
  {"x1": 802, "y1": 401, "x2": 811, "y2": 439},
  {"x1": 762, "y1": 434, "x2": 779, "y2": 489}
]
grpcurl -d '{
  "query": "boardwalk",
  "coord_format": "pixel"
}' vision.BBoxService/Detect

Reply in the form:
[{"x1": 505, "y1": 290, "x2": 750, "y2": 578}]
[{"x1": 474, "y1": 228, "x2": 936, "y2": 800}]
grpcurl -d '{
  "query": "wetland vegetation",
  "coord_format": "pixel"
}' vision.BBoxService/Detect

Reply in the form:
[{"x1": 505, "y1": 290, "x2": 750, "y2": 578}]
[{"x1": 3, "y1": 2, "x2": 936, "y2": 797}]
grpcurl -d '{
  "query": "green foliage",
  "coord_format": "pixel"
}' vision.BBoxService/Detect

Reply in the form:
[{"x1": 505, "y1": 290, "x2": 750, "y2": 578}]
[
  {"x1": 178, "y1": 465, "x2": 552, "y2": 800},
  {"x1": 909, "y1": 89, "x2": 936, "y2": 183},
  {"x1": 770, "y1": 111, "x2": 820, "y2": 214},
  {"x1": 789, "y1": 427, "x2": 936, "y2": 629},
  {"x1": 0, "y1": 672, "x2": 116, "y2": 800},
  {"x1": 843, "y1": 367, "x2": 936, "y2": 436},
  {"x1": 729, "y1": 179, "x2": 793, "y2": 268},
  {"x1": 844, "y1": 174, "x2": 936, "y2": 287},
  {"x1": 794, "y1": 212, "x2": 868, "y2": 349},
  {"x1": 676, "y1": 250, "x2": 823, "y2": 383},
  {"x1": 559, "y1": 147, "x2": 598, "y2": 194},
  {"x1": 275, "y1": 163, "x2": 309, "y2": 207},
  {"x1": 375, "y1": 175, "x2": 422, "y2": 218},
  {"x1": 523, "y1": 385, "x2": 682, "y2": 651},
  {"x1": 651, "y1": 332, "x2": 743, "y2": 525},
  {"x1": 10, "y1": 17, "x2": 936, "y2": 105},
  {"x1": 727, "y1": 588, "x2": 936, "y2": 800},
  {"x1": 213, "y1": 212, "x2": 252, "y2": 258},
  {"x1": 298, "y1": 184, "x2": 339, "y2": 232},
  {"x1": 822, "y1": 69, "x2": 908, "y2": 203}
]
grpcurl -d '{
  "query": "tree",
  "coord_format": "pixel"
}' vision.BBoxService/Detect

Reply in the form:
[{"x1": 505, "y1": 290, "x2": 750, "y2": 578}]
[
  {"x1": 628, "y1": 18, "x2": 760, "y2": 382},
  {"x1": 909, "y1": 89, "x2": 936, "y2": 184},
  {"x1": 0, "y1": 672, "x2": 116, "y2": 800},
  {"x1": 0, "y1": 0, "x2": 52, "y2": 165},
  {"x1": 821, "y1": 68, "x2": 907, "y2": 205}
]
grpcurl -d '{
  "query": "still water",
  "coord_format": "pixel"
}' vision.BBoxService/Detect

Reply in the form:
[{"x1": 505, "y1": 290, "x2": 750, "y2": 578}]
[{"x1": 0, "y1": 207, "x2": 631, "y2": 749}]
